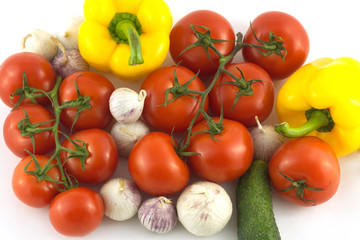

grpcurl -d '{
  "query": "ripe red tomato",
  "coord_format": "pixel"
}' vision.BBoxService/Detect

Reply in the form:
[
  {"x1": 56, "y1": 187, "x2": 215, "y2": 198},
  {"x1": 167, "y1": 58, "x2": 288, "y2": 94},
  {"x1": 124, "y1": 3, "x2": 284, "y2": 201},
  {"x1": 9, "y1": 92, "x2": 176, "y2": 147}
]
[
  {"x1": 58, "y1": 71, "x2": 115, "y2": 131},
  {"x1": 12, "y1": 155, "x2": 61, "y2": 208},
  {"x1": 3, "y1": 104, "x2": 57, "y2": 158},
  {"x1": 170, "y1": 10, "x2": 235, "y2": 76},
  {"x1": 141, "y1": 65, "x2": 208, "y2": 133},
  {"x1": 0, "y1": 52, "x2": 57, "y2": 107},
  {"x1": 209, "y1": 62, "x2": 274, "y2": 127},
  {"x1": 128, "y1": 132, "x2": 190, "y2": 196},
  {"x1": 60, "y1": 128, "x2": 118, "y2": 184},
  {"x1": 49, "y1": 187, "x2": 104, "y2": 237},
  {"x1": 268, "y1": 136, "x2": 340, "y2": 206},
  {"x1": 186, "y1": 117, "x2": 253, "y2": 182},
  {"x1": 242, "y1": 11, "x2": 310, "y2": 80}
]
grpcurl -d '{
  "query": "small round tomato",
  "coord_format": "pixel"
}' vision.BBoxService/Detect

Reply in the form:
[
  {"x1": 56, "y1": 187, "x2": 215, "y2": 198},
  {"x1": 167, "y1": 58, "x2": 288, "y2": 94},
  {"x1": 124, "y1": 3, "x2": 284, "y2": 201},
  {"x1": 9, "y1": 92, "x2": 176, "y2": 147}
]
[
  {"x1": 58, "y1": 71, "x2": 115, "y2": 131},
  {"x1": 49, "y1": 187, "x2": 104, "y2": 237},
  {"x1": 12, "y1": 155, "x2": 61, "y2": 208},
  {"x1": 170, "y1": 10, "x2": 235, "y2": 76},
  {"x1": 269, "y1": 136, "x2": 340, "y2": 206},
  {"x1": 128, "y1": 132, "x2": 190, "y2": 196},
  {"x1": 0, "y1": 52, "x2": 57, "y2": 107},
  {"x1": 60, "y1": 128, "x2": 118, "y2": 184},
  {"x1": 3, "y1": 104, "x2": 57, "y2": 158},
  {"x1": 209, "y1": 62, "x2": 274, "y2": 127},
  {"x1": 242, "y1": 11, "x2": 309, "y2": 80},
  {"x1": 186, "y1": 117, "x2": 253, "y2": 182},
  {"x1": 141, "y1": 65, "x2": 208, "y2": 133}
]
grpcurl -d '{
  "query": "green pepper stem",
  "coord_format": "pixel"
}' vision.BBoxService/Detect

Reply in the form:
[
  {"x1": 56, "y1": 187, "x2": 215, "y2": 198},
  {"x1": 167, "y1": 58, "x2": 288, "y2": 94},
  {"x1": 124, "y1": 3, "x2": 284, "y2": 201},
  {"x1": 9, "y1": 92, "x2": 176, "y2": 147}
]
[
  {"x1": 274, "y1": 109, "x2": 331, "y2": 137},
  {"x1": 116, "y1": 20, "x2": 144, "y2": 65}
]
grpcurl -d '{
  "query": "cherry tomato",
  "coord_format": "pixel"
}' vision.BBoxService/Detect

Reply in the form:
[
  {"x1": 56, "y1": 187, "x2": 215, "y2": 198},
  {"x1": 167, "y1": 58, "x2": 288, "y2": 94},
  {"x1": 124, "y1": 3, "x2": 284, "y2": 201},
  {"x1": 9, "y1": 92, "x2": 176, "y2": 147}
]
[
  {"x1": 0, "y1": 52, "x2": 57, "y2": 107},
  {"x1": 186, "y1": 117, "x2": 253, "y2": 182},
  {"x1": 128, "y1": 132, "x2": 190, "y2": 196},
  {"x1": 12, "y1": 155, "x2": 61, "y2": 208},
  {"x1": 60, "y1": 128, "x2": 118, "y2": 184},
  {"x1": 170, "y1": 10, "x2": 235, "y2": 76},
  {"x1": 268, "y1": 136, "x2": 340, "y2": 206},
  {"x1": 58, "y1": 71, "x2": 115, "y2": 131},
  {"x1": 49, "y1": 187, "x2": 104, "y2": 237},
  {"x1": 3, "y1": 104, "x2": 57, "y2": 158},
  {"x1": 141, "y1": 65, "x2": 208, "y2": 133},
  {"x1": 209, "y1": 62, "x2": 274, "y2": 127},
  {"x1": 242, "y1": 11, "x2": 310, "y2": 80}
]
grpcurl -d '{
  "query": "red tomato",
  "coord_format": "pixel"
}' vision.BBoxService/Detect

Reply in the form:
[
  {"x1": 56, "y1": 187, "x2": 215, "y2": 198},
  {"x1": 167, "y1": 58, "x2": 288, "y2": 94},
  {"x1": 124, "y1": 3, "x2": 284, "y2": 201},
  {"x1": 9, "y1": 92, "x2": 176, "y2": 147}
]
[
  {"x1": 58, "y1": 71, "x2": 114, "y2": 131},
  {"x1": 3, "y1": 104, "x2": 57, "y2": 158},
  {"x1": 268, "y1": 136, "x2": 340, "y2": 206},
  {"x1": 209, "y1": 62, "x2": 274, "y2": 127},
  {"x1": 141, "y1": 65, "x2": 208, "y2": 133},
  {"x1": 242, "y1": 11, "x2": 310, "y2": 80},
  {"x1": 49, "y1": 187, "x2": 104, "y2": 237},
  {"x1": 170, "y1": 10, "x2": 235, "y2": 76},
  {"x1": 12, "y1": 155, "x2": 61, "y2": 208},
  {"x1": 128, "y1": 132, "x2": 190, "y2": 196},
  {"x1": 0, "y1": 52, "x2": 57, "y2": 107},
  {"x1": 186, "y1": 117, "x2": 253, "y2": 182},
  {"x1": 60, "y1": 128, "x2": 118, "y2": 184}
]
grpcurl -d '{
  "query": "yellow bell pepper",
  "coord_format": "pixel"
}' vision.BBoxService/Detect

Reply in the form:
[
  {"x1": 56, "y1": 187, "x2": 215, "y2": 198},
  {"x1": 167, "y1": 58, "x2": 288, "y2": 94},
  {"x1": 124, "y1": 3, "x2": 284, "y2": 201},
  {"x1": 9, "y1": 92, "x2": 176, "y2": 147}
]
[
  {"x1": 78, "y1": 0, "x2": 172, "y2": 81},
  {"x1": 275, "y1": 57, "x2": 360, "y2": 157}
]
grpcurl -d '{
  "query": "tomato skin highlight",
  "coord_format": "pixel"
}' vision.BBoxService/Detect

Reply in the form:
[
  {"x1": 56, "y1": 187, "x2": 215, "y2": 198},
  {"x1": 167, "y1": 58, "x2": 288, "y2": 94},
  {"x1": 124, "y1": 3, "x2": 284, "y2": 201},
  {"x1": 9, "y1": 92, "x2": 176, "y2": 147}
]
[
  {"x1": 209, "y1": 62, "x2": 274, "y2": 127},
  {"x1": 58, "y1": 71, "x2": 115, "y2": 131},
  {"x1": 49, "y1": 187, "x2": 104, "y2": 237},
  {"x1": 186, "y1": 117, "x2": 254, "y2": 183},
  {"x1": 141, "y1": 65, "x2": 208, "y2": 133},
  {"x1": 12, "y1": 155, "x2": 61, "y2": 208},
  {"x1": 169, "y1": 10, "x2": 235, "y2": 76},
  {"x1": 60, "y1": 128, "x2": 118, "y2": 184},
  {"x1": 242, "y1": 11, "x2": 310, "y2": 80},
  {"x1": 269, "y1": 136, "x2": 340, "y2": 206},
  {"x1": 0, "y1": 52, "x2": 57, "y2": 108},
  {"x1": 128, "y1": 132, "x2": 190, "y2": 196},
  {"x1": 3, "y1": 104, "x2": 57, "y2": 158}
]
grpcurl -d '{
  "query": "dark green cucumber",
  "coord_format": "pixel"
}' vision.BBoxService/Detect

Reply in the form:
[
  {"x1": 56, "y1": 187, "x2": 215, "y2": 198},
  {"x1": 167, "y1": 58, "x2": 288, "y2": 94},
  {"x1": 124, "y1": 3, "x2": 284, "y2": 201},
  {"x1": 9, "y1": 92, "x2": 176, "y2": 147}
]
[{"x1": 236, "y1": 159, "x2": 281, "y2": 240}]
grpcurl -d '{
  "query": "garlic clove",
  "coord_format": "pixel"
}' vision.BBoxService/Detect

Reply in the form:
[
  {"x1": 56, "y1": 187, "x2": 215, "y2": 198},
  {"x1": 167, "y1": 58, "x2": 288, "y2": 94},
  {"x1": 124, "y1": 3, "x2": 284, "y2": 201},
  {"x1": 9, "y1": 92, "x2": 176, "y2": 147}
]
[
  {"x1": 138, "y1": 196, "x2": 177, "y2": 234},
  {"x1": 250, "y1": 116, "x2": 287, "y2": 162},
  {"x1": 56, "y1": 15, "x2": 84, "y2": 50},
  {"x1": 20, "y1": 29, "x2": 59, "y2": 62},
  {"x1": 109, "y1": 88, "x2": 147, "y2": 124},
  {"x1": 177, "y1": 181, "x2": 233, "y2": 237},
  {"x1": 51, "y1": 48, "x2": 90, "y2": 78},
  {"x1": 110, "y1": 120, "x2": 150, "y2": 157},
  {"x1": 100, "y1": 178, "x2": 142, "y2": 221}
]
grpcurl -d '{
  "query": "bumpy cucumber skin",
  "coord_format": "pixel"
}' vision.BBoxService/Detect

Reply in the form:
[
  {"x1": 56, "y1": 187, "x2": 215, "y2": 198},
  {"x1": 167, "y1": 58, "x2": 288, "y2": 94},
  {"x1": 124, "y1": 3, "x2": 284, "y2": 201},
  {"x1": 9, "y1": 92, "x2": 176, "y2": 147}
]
[{"x1": 236, "y1": 159, "x2": 281, "y2": 240}]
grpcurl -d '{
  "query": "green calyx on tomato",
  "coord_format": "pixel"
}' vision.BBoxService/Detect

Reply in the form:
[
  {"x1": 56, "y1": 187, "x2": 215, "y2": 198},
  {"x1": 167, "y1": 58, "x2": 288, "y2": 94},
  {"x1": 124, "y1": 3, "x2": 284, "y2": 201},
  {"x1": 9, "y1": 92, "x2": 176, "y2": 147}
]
[
  {"x1": 277, "y1": 170, "x2": 330, "y2": 206},
  {"x1": 243, "y1": 23, "x2": 287, "y2": 61}
]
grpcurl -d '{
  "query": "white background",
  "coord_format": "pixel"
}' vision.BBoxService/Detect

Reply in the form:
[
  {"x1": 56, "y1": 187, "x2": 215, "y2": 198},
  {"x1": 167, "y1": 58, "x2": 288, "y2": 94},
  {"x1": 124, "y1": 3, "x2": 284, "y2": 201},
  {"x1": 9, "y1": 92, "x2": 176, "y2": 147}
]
[{"x1": 1, "y1": 0, "x2": 360, "y2": 239}]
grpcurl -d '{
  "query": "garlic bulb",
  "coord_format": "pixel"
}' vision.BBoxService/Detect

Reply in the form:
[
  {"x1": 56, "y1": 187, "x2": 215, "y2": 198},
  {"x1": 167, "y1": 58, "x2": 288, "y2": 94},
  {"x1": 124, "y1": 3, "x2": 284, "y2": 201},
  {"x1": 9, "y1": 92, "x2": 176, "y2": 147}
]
[
  {"x1": 250, "y1": 116, "x2": 287, "y2": 162},
  {"x1": 110, "y1": 120, "x2": 150, "y2": 157},
  {"x1": 177, "y1": 181, "x2": 233, "y2": 237},
  {"x1": 51, "y1": 44, "x2": 89, "y2": 78},
  {"x1": 100, "y1": 178, "x2": 142, "y2": 221},
  {"x1": 20, "y1": 29, "x2": 60, "y2": 61},
  {"x1": 138, "y1": 196, "x2": 177, "y2": 234},
  {"x1": 109, "y1": 88, "x2": 147, "y2": 124},
  {"x1": 56, "y1": 15, "x2": 84, "y2": 50}
]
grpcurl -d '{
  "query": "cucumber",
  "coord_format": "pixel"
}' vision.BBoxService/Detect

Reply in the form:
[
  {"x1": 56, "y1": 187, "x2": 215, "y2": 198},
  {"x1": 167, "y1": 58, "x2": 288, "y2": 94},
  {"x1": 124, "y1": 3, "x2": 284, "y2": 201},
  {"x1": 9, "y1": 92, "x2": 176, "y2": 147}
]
[{"x1": 236, "y1": 159, "x2": 281, "y2": 240}]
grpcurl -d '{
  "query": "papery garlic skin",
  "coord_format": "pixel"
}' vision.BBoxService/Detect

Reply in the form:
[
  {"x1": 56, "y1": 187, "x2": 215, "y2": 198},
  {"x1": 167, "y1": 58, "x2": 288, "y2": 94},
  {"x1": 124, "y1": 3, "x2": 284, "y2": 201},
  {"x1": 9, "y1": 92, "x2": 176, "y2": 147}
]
[
  {"x1": 109, "y1": 88, "x2": 147, "y2": 124},
  {"x1": 52, "y1": 49, "x2": 89, "y2": 78},
  {"x1": 250, "y1": 116, "x2": 287, "y2": 162},
  {"x1": 20, "y1": 29, "x2": 59, "y2": 61},
  {"x1": 56, "y1": 15, "x2": 84, "y2": 50},
  {"x1": 177, "y1": 181, "x2": 233, "y2": 237},
  {"x1": 100, "y1": 178, "x2": 141, "y2": 221},
  {"x1": 110, "y1": 120, "x2": 150, "y2": 157},
  {"x1": 138, "y1": 196, "x2": 177, "y2": 234}
]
